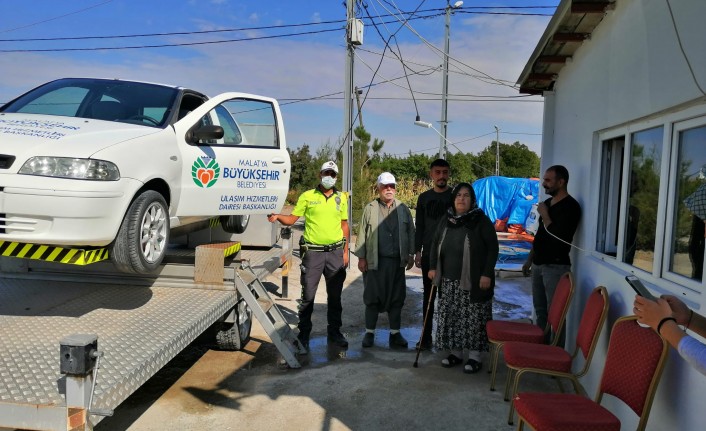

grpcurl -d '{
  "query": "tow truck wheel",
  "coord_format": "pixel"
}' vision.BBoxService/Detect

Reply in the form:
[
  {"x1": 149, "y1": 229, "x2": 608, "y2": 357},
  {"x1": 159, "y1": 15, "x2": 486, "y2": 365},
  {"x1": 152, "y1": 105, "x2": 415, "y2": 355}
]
[
  {"x1": 215, "y1": 300, "x2": 252, "y2": 350},
  {"x1": 220, "y1": 214, "x2": 249, "y2": 234},
  {"x1": 111, "y1": 190, "x2": 169, "y2": 274}
]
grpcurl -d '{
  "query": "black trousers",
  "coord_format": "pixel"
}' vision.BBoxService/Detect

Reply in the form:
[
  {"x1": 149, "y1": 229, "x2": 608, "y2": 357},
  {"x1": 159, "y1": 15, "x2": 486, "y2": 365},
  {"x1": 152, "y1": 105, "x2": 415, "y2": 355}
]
[
  {"x1": 421, "y1": 257, "x2": 437, "y2": 345},
  {"x1": 298, "y1": 248, "x2": 346, "y2": 338}
]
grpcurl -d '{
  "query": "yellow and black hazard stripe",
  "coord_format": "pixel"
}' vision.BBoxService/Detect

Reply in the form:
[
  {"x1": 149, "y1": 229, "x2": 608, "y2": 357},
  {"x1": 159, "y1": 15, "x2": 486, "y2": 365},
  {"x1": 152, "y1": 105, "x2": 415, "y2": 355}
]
[
  {"x1": 209, "y1": 217, "x2": 221, "y2": 228},
  {"x1": 222, "y1": 242, "x2": 241, "y2": 257},
  {"x1": 0, "y1": 241, "x2": 109, "y2": 265}
]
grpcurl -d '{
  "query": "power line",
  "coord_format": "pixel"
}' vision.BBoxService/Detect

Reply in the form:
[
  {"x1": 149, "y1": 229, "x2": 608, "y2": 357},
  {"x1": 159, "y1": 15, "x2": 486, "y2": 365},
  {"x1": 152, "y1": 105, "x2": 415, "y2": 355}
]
[
  {"x1": 0, "y1": 7, "x2": 553, "y2": 43},
  {"x1": 0, "y1": 27, "x2": 343, "y2": 52},
  {"x1": 0, "y1": 0, "x2": 114, "y2": 34}
]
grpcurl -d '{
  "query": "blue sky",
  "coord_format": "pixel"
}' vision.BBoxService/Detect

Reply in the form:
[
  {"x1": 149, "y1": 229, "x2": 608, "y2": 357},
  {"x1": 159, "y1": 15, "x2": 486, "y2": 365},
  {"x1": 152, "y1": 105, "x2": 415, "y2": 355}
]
[{"x1": 0, "y1": 0, "x2": 557, "y2": 158}]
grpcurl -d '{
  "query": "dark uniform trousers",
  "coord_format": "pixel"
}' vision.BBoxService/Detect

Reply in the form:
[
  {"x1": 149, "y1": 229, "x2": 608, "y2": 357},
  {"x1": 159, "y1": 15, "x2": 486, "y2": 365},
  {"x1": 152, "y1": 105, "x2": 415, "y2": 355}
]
[{"x1": 299, "y1": 247, "x2": 346, "y2": 338}]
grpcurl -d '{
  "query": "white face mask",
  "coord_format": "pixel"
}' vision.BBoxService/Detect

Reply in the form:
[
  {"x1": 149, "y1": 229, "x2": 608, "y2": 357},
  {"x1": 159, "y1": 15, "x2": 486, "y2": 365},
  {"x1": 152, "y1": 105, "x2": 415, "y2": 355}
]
[{"x1": 321, "y1": 175, "x2": 336, "y2": 189}]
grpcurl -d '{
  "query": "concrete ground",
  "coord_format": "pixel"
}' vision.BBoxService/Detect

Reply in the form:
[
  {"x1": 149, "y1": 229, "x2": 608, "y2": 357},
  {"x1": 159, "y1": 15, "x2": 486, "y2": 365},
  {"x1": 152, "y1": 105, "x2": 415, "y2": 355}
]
[{"x1": 96, "y1": 225, "x2": 556, "y2": 431}]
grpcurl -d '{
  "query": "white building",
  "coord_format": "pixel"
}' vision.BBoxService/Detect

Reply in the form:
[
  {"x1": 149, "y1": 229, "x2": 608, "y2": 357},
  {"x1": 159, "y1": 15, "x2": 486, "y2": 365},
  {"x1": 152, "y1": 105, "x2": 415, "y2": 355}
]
[{"x1": 518, "y1": 0, "x2": 706, "y2": 429}]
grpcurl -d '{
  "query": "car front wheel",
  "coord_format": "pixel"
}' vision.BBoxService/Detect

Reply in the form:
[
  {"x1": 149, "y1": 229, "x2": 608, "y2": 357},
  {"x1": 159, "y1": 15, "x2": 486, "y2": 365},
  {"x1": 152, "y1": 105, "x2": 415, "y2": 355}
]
[{"x1": 111, "y1": 190, "x2": 169, "y2": 274}]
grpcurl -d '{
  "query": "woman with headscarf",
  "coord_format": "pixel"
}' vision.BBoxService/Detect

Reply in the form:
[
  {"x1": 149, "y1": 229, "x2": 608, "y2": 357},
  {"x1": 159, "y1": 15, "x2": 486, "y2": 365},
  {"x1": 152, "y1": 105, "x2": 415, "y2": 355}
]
[{"x1": 428, "y1": 182, "x2": 499, "y2": 373}]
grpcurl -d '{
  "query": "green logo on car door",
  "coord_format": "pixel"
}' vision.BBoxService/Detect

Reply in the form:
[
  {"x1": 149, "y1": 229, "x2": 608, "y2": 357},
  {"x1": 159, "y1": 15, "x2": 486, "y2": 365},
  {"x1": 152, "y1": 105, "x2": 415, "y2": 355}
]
[{"x1": 192, "y1": 157, "x2": 220, "y2": 188}]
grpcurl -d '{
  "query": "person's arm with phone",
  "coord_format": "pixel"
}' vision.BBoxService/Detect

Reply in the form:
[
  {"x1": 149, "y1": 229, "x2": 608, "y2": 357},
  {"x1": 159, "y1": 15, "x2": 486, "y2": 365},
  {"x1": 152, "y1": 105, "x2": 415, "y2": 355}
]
[{"x1": 634, "y1": 294, "x2": 706, "y2": 376}]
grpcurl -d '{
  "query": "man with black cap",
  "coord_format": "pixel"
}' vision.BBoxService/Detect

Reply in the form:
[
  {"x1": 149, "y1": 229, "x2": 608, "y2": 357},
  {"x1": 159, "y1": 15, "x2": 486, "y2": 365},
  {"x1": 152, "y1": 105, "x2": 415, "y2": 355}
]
[
  {"x1": 268, "y1": 161, "x2": 350, "y2": 351},
  {"x1": 354, "y1": 172, "x2": 415, "y2": 349}
]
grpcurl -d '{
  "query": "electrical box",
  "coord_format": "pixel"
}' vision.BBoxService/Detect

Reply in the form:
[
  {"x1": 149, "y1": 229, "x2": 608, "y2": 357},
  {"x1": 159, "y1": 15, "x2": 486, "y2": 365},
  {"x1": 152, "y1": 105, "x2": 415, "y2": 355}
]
[{"x1": 349, "y1": 18, "x2": 364, "y2": 45}]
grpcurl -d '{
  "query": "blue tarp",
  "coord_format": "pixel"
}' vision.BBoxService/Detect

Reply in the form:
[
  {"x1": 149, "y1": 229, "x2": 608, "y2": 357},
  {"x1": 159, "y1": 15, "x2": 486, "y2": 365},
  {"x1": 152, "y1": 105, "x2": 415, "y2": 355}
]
[{"x1": 472, "y1": 176, "x2": 539, "y2": 228}]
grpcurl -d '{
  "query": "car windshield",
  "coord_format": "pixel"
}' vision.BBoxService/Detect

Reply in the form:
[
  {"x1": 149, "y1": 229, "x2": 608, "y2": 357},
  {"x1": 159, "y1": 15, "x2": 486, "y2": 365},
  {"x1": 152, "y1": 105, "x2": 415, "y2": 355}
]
[{"x1": 1, "y1": 78, "x2": 179, "y2": 128}]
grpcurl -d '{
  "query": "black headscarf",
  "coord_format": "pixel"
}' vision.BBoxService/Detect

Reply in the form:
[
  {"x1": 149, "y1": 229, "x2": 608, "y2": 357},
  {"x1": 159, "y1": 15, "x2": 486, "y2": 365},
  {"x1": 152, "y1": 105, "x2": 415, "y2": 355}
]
[{"x1": 446, "y1": 182, "x2": 485, "y2": 228}]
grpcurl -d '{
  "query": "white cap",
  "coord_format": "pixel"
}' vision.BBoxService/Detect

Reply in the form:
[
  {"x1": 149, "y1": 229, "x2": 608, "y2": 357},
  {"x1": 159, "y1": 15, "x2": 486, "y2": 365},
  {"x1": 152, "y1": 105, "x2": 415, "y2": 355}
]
[
  {"x1": 377, "y1": 172, "x2": 396, "y2": 185},
  {"x1": 320, "y1": 160, "x2": 339, "y2": 174}
]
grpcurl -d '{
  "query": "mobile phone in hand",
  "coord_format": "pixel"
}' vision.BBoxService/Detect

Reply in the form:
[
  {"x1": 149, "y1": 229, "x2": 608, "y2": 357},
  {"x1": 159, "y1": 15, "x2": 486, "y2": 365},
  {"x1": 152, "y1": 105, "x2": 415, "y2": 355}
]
[{"x1": 625, "y1": 275, "x2": 657, "y2": 301}]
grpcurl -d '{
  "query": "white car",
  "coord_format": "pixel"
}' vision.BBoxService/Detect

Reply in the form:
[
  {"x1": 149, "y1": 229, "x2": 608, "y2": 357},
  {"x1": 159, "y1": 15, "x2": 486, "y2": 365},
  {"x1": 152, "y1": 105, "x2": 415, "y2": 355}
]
[{"x1": 0, "y1": 78, "x2": 291, "y2": 273}]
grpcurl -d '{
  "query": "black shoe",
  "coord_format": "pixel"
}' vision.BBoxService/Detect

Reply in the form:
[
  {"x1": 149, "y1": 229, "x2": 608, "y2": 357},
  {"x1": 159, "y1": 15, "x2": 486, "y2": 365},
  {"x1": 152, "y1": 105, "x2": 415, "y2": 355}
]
[
  {"x1": 362, "y1": 332, "x2": 374, "y2": 348},
  {"x1": 463, "y1": 359, "x2": 482, "y2": 374},
  {"x1": 389, "y1": 332, "x2": 408, "y2": 349},
  {"x1": 327, "y1": 330, "x2": 349, "y2": 348}
]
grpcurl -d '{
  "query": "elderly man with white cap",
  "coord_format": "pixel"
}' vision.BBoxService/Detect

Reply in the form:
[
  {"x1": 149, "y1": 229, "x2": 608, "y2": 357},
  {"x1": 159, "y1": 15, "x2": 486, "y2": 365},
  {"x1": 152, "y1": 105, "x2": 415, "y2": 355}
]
[
  {"x1": 354, "y1": 172, "x2": 415, "y2": 349},
  {"x1": 268, "y1": 160, "x2": 350, "y2": 352}
]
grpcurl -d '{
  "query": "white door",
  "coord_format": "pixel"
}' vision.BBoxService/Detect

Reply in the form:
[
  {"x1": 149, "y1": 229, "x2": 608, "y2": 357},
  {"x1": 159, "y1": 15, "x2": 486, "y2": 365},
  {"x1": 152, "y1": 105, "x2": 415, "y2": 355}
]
[{"x1": 172, "y1": 93, "x2": 291, "y2": 217}]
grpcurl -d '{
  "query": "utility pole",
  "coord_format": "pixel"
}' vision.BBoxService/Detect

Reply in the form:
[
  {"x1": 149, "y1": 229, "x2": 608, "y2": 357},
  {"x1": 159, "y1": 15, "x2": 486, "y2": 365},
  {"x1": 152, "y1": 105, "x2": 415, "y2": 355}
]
[
  {"x1": 494, "y1": 125, "x2": 500, "y2": 176},
  {"x1": 342, "y1": 0, "x2": 356, "y2": 228},
  {"x1": 354, "y1": 86, "x2": 364, "y2": 129},
  {"x1": 439, "y1": 1, "x2": 462, "y2": 160}
]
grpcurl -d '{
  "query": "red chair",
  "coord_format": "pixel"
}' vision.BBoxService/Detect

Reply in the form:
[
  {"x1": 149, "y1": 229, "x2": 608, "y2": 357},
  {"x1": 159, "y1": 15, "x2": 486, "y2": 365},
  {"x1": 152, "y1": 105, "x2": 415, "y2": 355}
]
[
  {"x1": 514, "y1": 315, "x2": 668, "y2": 431},
  {"x1": 503, "y1": 286, "x2": 610, "y2": 425},
  {"x1": 486, "y1": 271, "x2": 574, "y2": 391}
]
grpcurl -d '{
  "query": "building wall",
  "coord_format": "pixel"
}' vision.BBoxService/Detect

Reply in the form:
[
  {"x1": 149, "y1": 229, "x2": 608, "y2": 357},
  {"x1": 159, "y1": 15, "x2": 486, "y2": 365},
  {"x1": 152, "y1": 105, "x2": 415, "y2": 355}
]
[{"x1": 540, "y1": 1, "x2": 706, "y2": 429}]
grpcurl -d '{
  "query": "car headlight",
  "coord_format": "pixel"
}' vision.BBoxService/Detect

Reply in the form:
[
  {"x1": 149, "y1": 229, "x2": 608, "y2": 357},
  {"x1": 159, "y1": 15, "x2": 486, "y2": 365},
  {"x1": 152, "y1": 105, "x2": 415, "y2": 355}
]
[{"x1": 19, "y1": 157, "x2": 120, "y2": 181}]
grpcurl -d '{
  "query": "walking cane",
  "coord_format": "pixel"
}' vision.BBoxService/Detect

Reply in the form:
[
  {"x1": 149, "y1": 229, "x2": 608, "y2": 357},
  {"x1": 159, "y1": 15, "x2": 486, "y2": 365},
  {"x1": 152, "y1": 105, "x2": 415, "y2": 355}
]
[{"x1": 413, "y1": 283, "x2": 436, "y2": 368}]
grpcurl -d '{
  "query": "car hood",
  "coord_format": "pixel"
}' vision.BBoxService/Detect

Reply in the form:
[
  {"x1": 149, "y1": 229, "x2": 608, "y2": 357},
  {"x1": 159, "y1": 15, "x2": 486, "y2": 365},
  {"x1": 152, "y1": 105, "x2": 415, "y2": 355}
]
[{"x1": 0, "y1": 113, "x2": 162, "y2": 169}]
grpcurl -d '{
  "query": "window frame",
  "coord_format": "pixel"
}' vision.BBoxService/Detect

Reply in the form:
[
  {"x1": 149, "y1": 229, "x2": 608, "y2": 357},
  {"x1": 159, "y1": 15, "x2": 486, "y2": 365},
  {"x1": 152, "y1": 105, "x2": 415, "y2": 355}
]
[
  {"x1": 594, "y1": 103, "x2": 706, "y2": 301},
  {"x1": 662, "y1": 115, "x2": 706, "y2": 290}
]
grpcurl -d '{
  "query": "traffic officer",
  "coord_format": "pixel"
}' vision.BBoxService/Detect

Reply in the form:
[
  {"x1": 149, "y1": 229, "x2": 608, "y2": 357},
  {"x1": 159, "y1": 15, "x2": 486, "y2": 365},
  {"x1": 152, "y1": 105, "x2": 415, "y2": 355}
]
[{"x1": 268, "y1": 161, "x2": 350, "y2": 352}]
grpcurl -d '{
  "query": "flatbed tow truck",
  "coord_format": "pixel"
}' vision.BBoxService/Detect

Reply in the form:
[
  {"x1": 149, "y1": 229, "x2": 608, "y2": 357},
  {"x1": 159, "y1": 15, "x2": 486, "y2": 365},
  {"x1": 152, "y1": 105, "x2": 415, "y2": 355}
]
[{"x1": 0, "y1": 224, "x2": 300, "y2": 431}]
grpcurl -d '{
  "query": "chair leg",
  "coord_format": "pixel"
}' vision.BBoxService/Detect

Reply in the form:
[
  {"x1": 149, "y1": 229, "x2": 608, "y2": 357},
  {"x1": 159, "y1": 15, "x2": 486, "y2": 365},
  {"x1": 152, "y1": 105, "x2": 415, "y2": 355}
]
[
  {"x1": 503, "y1": 368, "x2": 514, "y2": 401},
  {"x1": 487, "y1": 343, "x2": 493, "y2": 374},
  {"x1": 489, "y1": 342, "x2": 503, "y2": 391},
  {"x1": 517, "y1": 418, "x2": 525, "y2": 431},
  {"x1": 507, "y1": 369, "x2": 524, "y2": 425},
  {"x1": 569, "y1": 376, "x2": 583, "y2": 395}
]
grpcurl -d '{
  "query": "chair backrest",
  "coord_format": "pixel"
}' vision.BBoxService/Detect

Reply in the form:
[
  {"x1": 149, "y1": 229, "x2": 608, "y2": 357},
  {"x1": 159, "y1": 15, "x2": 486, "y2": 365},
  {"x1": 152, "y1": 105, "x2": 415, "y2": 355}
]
[
  {"x1": 573, "y1": 286, "x2": 609, "y2": 376},
  {"x1": 596, "y1": 316, "x2": 668, "y2": 431},
  {"x1": 90, "y1": 100, "x2": 127, "y2": 121},
  {"x1": 546, "y1": 272, "x2": 575, "y2": 344}
]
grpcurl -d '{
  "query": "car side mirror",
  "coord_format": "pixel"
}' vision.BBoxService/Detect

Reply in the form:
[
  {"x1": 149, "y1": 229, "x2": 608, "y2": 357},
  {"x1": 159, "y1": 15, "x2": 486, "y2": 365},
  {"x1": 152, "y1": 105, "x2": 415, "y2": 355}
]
[{"x1": 186, "y1": 125, "x2": 224, "y2": 144}]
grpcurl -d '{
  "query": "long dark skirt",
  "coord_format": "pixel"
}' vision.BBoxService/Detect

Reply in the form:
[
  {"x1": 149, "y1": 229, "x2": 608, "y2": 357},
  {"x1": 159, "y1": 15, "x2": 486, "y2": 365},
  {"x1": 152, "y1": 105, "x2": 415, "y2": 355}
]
[{"x1": 435, "y1": 278, "x2": 492, "y2": 352}]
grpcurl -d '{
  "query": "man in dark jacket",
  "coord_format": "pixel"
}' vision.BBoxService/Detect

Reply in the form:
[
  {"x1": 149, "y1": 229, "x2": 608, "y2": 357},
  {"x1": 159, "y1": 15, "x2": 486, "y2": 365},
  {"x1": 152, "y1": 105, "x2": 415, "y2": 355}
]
[
  {"x1": 414, "y1": 159, "x2": 452, "y2": 350},
  {"x1": 522, "y1": 165, "x2": 581, "y2": 344}
]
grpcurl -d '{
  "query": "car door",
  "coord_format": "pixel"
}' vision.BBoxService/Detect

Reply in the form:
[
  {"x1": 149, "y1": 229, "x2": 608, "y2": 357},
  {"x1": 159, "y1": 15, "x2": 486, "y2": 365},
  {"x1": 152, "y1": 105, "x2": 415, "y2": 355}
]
[{"x1": 172, "y1": 93, "x2": 291, "y2": 217}]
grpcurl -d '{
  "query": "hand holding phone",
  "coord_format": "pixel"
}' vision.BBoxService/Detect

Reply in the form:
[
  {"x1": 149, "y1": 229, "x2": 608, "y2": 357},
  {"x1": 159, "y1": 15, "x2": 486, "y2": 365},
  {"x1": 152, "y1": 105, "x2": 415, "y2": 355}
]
[{"x1": 625, "y1": 275, "x2": 657, "y2": 301}]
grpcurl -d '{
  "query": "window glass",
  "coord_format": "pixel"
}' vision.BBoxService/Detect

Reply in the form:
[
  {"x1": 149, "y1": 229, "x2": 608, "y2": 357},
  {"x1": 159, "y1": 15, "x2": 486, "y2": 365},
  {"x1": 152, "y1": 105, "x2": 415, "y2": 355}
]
[
  {"x1": 596, "y1": 137, "x2": 625, "y2": 257},
  {"x1": 15, "y1": 86, "x2": 89, "y2": 116},
  {"x1": 670, "y1": 125, "x2": 706, "y2": 281},
  {"x1": 225, "y1": 99, "x2": 278, "y2": 148},
  {"x1": 213, "y1": 105, "x2": 243, "y2": 145},
  {"x1": 625, "y1": 127, "x2": 663, "y2": 273},
  {"x1": 2, "y1": 78, "x2": 178, "y2": 128}
]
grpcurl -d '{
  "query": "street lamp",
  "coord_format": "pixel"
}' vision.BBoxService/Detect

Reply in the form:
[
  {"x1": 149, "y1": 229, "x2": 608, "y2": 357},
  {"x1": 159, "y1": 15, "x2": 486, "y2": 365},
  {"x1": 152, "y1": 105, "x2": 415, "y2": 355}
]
[
  {"x1": 439, "y1": 0, "x2": 463, "y2": 160},
  {"x1": 415, "y1": 120, "x2": 454, "y2": 159},
  {"x1": 494, "y1": 125, "x2": 500, "y2": 176}
]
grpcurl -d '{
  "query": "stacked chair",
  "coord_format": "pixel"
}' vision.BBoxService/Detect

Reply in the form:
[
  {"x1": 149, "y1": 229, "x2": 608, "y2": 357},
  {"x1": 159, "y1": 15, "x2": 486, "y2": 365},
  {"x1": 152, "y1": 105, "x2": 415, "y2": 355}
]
[
  {"x1": 486, "y1": 272, "x2": 574, "y2": 391},
  {"x1": 503, "y1": 286, "x2": 610, "y2": 425},
  {"x1": 513, "y1": 315, "x2": 668, "y2": 431}
]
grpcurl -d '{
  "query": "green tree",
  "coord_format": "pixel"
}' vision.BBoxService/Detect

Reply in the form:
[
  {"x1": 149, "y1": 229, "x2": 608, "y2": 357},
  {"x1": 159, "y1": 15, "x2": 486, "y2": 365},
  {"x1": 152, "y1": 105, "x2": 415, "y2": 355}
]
[
  {"x1": 349, "y1": 126, "x2": 384, "y2": 233},
  {"x1": 446, "y1": 151, "x2": 478, "y2": 184},
  {"x1": 287, "y1": 144, "x2": 317, "y2": 203},
  {"x1": 474, "y1": 141, "x2": 540, "y2": 179}
]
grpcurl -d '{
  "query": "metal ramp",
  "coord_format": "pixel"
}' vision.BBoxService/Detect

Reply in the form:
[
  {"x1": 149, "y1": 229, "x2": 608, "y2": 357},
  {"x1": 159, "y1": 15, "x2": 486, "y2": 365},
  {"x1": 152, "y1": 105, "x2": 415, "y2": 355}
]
[
  {"x1": 0, "y1": 239, "x2": 291, "y2": 431},
  {"x1": 235, "y1": 260, "x2": 306, "y2": 368}
]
